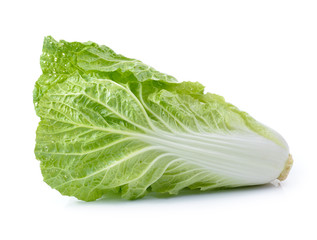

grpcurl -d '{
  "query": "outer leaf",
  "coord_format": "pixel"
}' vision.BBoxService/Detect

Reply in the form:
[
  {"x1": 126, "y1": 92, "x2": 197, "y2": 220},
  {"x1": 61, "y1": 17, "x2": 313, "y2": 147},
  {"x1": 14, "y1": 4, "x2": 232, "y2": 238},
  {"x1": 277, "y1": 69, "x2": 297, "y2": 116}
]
[
  {"x1": 35, "y1": 74, "x2": 289, "y2": 201},
  {"x1": 34, "y1": 36, "x2": 177, "y2": 113}
]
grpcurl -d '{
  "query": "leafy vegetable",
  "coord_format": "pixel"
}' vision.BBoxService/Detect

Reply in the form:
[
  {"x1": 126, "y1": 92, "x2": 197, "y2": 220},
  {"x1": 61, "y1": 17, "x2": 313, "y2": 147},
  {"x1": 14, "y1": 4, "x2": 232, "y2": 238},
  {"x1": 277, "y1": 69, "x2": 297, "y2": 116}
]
[{"x1": 34, "y1": 36, "x2": 292, "y2": 201}]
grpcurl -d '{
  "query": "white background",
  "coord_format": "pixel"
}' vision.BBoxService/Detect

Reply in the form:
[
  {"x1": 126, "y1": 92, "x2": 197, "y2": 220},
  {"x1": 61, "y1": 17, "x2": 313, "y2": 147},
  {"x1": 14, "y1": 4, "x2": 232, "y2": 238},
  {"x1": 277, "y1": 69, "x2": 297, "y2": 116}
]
[{"x1": 1, "y1": 0, "x2": 316, "y2": 239}]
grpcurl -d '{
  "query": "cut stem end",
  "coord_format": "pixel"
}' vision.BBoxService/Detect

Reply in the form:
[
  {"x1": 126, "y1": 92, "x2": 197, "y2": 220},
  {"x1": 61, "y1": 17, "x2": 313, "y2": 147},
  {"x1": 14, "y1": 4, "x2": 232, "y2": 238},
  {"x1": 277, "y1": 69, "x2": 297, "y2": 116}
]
[{"x1": 277, "y1": 154, "x2": 293, "y2": 181}]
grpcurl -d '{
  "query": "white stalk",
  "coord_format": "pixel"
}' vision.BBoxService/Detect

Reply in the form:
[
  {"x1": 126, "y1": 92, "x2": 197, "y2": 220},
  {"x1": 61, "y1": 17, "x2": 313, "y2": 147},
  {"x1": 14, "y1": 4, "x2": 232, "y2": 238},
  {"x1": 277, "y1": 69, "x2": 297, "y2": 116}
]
[{"x1": 139, "y1": 130, "x2": 290, "y2": 186}]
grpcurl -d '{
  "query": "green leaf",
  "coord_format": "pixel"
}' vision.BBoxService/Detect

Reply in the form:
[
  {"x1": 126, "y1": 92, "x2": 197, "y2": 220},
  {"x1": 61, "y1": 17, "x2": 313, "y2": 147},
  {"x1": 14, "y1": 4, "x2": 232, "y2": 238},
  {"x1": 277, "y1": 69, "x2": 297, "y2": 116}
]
[{"x1": 34, "y1": 36, "x2": 177, "y2": 113}]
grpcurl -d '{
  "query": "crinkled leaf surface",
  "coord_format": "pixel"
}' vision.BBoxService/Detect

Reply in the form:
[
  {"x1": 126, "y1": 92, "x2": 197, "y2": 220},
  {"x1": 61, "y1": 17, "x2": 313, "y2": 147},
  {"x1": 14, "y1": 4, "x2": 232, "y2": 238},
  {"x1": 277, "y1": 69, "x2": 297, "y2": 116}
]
[
  {"x1": 34, "y1": 37, "x2": 290, "y2": 201},
  {"x1": 33, "y1": 36, "x2": 177, "y2": 114}
]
